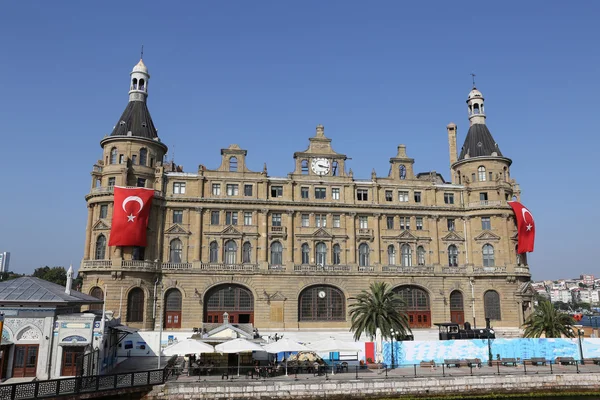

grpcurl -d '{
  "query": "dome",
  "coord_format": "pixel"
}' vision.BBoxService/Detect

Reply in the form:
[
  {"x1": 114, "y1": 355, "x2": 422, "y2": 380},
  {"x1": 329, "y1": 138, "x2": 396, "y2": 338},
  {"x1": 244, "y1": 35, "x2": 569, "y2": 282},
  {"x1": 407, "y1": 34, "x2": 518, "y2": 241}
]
[
  {"x1": 132, "y1": 59, "x2": 148, "y2": 74},
  {"x1": 468, "y1": 87, "x2": 483, "y2": 99}
]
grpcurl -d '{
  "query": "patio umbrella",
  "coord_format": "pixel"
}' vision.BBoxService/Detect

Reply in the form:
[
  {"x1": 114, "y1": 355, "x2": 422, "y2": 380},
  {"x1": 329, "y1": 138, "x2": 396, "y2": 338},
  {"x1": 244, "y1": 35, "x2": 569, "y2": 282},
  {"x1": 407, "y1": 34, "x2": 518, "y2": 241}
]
[
  {"x1": 263, "y1": 338, "x2": 310, "y2": 376},
  {"x1": 375, "y1": 328, "x2": 384, "y2": 364},
  {"x1": 162, "y1": 338, "x2": 215, "y2": 356},
  {"x1": 215, "y1": 338, "x2": 265, "y2": 376},
  {"x1": 308, "y1": 337, "x2": 360, "y2": 374}
]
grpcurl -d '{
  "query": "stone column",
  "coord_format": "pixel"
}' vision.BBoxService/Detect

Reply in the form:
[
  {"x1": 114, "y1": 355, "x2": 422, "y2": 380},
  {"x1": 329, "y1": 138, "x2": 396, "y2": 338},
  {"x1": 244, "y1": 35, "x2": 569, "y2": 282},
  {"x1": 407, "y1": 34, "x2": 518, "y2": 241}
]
[
  {"x1": 259, "y1": 209, "x2": 269, "y2": 266},
  {"x1": 464, "y1": 217, "x2": 472, "y2": 266},
  {"x1": 373, "y1": 213, "x2": 381, "y2": 265},
  {"x1": 432, "y1": 215, "x2": 440, "y2": 265},
  {"x1": 348, "y1": 213, "x2": 356, "y2": 264},
  {"x1": 502, "y1": 213, "x2": 512, "y2": 270},
  {"x1": 195, "y1": 208, "x2": 203, "y2": 261},
  {"x1": 84, "y1": 204, "x2": 94, "y2": 259},
  {"x1": 286, "y1": 210, "x2": 294, "y2": 266}
]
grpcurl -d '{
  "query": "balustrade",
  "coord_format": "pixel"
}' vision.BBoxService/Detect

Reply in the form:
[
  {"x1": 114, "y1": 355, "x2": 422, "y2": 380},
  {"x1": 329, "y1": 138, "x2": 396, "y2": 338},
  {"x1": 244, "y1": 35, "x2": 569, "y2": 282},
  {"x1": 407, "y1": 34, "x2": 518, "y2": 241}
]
[
  {"x1": 473, "y1": 266, "x2": 507, "y2": 274},
  {"x1": 199, "y1": 263, "x2": 259, "y2": 272}
]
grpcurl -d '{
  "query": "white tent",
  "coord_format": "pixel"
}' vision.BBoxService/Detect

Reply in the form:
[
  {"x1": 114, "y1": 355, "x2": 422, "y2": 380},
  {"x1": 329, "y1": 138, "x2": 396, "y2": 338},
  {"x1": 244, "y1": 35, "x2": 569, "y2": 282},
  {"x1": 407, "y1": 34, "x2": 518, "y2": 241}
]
[
  {"x1": 263, "y1": 338, "x2": 310, "y2": 376},
  {"x1": 162, "y1": 339, "x2": 215, "y2": 356},
  {"x1": 307, "y1": 337, "x2": 359, "y2": 374},
  {"x1": 215, "y1": 339, "x2": 265, "y2": 376}
]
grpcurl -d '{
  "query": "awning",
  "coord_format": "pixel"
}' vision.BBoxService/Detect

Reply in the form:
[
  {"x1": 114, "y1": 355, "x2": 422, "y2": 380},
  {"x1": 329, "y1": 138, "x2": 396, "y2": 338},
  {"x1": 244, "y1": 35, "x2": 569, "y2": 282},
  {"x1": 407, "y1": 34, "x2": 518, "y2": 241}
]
[{"x1": 111, "y1": 325, "x2": 138, "y2": 334}]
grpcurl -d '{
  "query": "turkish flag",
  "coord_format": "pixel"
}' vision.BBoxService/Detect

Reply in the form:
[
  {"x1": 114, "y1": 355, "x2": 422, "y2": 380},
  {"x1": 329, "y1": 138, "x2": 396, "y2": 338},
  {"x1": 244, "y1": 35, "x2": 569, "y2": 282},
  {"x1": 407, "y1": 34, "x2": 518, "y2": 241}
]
[
  {"x1": 508, "y1": 201, "x2": 535, "y2": 254},
  {"x1": 108, "y1": 187, "x2": 155, "y2": 247}
]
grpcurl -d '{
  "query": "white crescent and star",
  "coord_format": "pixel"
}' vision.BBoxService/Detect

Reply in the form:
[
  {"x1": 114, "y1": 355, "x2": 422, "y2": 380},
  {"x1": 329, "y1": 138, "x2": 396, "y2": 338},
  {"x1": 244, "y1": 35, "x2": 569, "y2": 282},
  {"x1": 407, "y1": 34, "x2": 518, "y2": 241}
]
[
  {"x1": 122, "y1": 196, "x2": 145, "y2": 223},
  {"x1": 521, "y1": 207, "x2": 534, "y2": 231}
]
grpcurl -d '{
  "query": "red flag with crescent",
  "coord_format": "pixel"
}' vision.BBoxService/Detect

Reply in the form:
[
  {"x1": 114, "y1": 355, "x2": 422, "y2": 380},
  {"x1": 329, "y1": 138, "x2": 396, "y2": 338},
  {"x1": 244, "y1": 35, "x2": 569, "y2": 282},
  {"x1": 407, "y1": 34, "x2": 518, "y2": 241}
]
[
  {"x1": 109, "y1": 187, "x2": 154, "y2": 247},
  {"x1": 508, "y1": 201, "x2": 535, "y2": 254}
]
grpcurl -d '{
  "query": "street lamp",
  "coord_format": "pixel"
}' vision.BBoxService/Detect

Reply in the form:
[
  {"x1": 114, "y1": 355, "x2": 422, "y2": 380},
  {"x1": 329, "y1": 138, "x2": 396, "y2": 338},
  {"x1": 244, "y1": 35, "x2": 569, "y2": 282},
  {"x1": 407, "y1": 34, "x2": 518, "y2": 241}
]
[
  {"x1": 390, "y1": 329, "x2": 396, "y2": 369},
  {"x1": 571, "y1": 328, "x2": 585, "y2": 365},
  {"x1": 486, "y1": 317, "x2": 494, "y2": 367}
]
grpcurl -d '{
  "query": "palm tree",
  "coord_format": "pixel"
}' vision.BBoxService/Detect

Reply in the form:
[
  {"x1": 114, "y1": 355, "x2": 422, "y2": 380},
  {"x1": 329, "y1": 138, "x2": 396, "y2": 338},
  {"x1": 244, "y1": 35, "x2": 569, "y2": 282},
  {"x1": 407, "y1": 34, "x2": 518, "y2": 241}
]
[
  {"x1": 523, "y1": 300, "x2": 576, "y2": 338},
  {"x1": 349, "y1": 282, "x2": 411, "y2": 341}
]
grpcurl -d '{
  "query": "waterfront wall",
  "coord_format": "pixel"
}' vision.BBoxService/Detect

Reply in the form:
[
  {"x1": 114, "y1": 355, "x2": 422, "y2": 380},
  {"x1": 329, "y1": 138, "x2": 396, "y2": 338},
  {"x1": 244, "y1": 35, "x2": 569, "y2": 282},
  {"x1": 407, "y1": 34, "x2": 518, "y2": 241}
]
[{"x1": 144, "y1": 374, "x2": 600, "y2": 399}]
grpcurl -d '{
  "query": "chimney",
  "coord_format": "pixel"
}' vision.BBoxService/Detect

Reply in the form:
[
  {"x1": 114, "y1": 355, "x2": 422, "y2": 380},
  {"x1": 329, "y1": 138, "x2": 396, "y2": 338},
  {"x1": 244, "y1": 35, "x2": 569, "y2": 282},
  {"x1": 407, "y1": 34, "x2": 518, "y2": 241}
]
[{"x1": 447, "y1": 123, "x2": 458, "y2": 182}]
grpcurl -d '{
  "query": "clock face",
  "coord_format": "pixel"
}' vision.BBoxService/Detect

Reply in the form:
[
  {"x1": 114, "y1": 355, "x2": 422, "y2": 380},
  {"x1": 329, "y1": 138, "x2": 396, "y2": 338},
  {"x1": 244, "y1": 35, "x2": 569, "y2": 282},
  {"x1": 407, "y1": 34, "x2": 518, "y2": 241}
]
[
  {"x1": 311, "y1": 158, "x2": 331, "y2": 175},
  {"x1": 318, "y1": 290, "x2": 327, "y2": 299}
]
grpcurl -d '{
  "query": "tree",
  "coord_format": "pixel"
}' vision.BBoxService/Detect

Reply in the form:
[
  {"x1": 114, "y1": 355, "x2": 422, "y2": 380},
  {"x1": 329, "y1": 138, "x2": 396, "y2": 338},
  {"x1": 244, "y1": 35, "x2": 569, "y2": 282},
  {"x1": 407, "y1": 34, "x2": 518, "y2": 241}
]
[
  {"x1": 523, "y1": 300, "x2": 576, "y2": 338},
  {"x1": 32, "y1": 266, "x2": 67, "y2": 286},
  {"x1": 349, "y1": 281, "x2": 411, "y2": 341}
]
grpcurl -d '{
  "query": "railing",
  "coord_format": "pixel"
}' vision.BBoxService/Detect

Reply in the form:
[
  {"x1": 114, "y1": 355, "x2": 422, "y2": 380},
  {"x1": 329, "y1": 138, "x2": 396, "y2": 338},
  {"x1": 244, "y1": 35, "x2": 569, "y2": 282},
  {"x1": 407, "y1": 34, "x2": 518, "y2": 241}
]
[
  {"x1": 90, "y1": 186, "x2": 114, "y2": 194},
  {"x1": 357, "y1": 228, "x2": 373, "y2": 237},
  {"x1": 442, "y1": 266, "x2": 468, "y2": 274},
  {"x1": 269, "y1": 226, "x2": 287, "y2": 235},
  {"x1": 268, "y1": 265, "x2": 286, "y2": 272},
  {"x1": 81, "y1": 260, "x2": 113, "y2": 269},
  {"x1": 382, "y1": 266, "x2": 434, "y2": 274},
  {"x1": 358, "y1": 266, "x2": 375, "y2": 272},
  {"x1": 199, "y1": 263, "x2": 259, "y2": 272},
  {"x1": 293, "y1": 264, "x2": 351, "y2": 273},
  {"x1": 514, "y1": 266, "x2": 530, "y2": 274},
  {"x1": 468, "y1": 200, "x2": 503, "y2": 207},
  {"x1": 121, "y1": 260, "x2": 159, "y2": 270},
  {"x1": 162, "y1": 262, "x2": 193, "y2": 270},
  {"x1": 473, "y1": 266, "x2": 507, "y2": 274}
]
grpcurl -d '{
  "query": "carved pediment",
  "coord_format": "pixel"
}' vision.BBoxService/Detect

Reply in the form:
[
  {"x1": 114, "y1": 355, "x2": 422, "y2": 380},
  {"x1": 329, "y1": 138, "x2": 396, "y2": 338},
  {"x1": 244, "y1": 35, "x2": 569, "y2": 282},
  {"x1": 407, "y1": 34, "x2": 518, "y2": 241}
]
[
  {"x1": 441, "y1": 231, "x2": 464, "y2": 242},
  {"x1": 397, "y1": 230, "x2": 418, "y2": 241},
  {"x1": 93, "y1": 220, "x2": 110, "y2": 230},
  {"x1": 474, "y1": 230, "x2": 501, "y2": 241},
  {"x1": 220, "y1": 226, "x2": 242, "y2": 237},
  {"x1": 312, "y1": 228, "x2": 332, "y2": 238},
  {"x1": 165, "y1": 224, "x2": 191, "y2": 235},
  {"x1": 518, "y1": 281, "x2": 535, "y2": 296}
]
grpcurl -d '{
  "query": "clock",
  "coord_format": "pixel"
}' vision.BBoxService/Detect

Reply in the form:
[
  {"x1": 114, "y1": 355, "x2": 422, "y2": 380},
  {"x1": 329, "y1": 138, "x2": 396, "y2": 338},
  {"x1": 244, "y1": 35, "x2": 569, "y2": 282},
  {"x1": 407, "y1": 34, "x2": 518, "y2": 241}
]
[
  {"x1": 311, "y1": 158, "x2": 331, "y2": 175},
  {"x1": 318, "y1": 290, "x2": 327, "y2": 299}
]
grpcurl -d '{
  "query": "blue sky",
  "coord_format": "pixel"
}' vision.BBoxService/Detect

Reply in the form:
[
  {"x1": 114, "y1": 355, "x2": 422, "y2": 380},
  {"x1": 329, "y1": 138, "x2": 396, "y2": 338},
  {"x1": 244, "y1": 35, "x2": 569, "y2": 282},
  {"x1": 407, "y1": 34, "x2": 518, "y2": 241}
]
[{"x1": 0, "y1": 1, "x2": 597, "y2": 280}]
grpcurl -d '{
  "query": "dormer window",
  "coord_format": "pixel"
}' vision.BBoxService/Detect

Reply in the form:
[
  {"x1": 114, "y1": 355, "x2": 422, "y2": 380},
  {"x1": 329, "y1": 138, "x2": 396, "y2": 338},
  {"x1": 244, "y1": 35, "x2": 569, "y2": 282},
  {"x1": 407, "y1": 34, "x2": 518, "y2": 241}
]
[
  {"x1": 229, "y1": 156, "x2": 238, "y2": 172},
  {"x1": 399, "y1": 165, "x2": 406, "y2": 180}
]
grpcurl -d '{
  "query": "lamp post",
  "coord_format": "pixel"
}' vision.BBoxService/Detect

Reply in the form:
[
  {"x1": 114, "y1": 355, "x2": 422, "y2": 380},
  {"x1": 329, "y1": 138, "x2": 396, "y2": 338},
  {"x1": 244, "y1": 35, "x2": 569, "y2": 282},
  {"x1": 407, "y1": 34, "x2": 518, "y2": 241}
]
[
  {"x1": 390, "y1": 329, "x2": 396, "y2": 369},
  {"x1": 577, "y1": 328, "x2": 585, "y2": 365},
  {"x1": 486, "y1": 317, "x2": 493, "y2": 367}
]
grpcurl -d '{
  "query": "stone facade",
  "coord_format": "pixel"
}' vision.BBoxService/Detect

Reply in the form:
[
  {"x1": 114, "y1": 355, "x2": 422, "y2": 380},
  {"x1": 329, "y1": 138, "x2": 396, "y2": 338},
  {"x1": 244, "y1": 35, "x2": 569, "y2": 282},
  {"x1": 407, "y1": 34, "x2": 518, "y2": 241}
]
[{"x1": 80, "y1": 60, "x2": 533, "y2": 335}]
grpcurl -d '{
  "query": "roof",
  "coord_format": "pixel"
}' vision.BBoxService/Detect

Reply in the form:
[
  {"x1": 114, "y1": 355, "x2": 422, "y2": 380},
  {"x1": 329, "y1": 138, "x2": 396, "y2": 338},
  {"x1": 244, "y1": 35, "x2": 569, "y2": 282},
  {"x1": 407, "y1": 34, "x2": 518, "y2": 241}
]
[
  {"x1": 132, "y1": 59, "x2": 148, "y2": 74},
  {"x1": 110, "y1": 100, "x2": 158, "y2": 139},
  {"x1": 0, "y1": 277, "x2": 103, "y2": 304},
  {"x1": 458, "y1": 123, "x2": 503, "y2": 160}
]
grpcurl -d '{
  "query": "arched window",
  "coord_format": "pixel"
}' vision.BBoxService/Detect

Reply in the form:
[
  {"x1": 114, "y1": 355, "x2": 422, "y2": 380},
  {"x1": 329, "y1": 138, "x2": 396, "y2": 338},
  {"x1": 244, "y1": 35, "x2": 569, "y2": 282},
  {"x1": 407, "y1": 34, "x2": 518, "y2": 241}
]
[
  {"x1": 468, "y1": 105, "x2": 472, "y2": 115},
  {"x1": 209, "y1": 241, "x2": 218, "y2": 263},
  {"x1": 301, "y1": 243, "x2": 310, "y2": 265},
  {"x1": 358, "y1": 243, "x2": 369, "y2": 267},
  {"x1": 132, "y1": 78, "x2": 138, "y2": 89},
  {"x1": 242, "y1": 242, "x2": 252, "y2": 264},
  {"x1": 270, "y1": 241, "x2": 283, "y2": 266},
  {"x1": 169, "y1": 239, "x2": 182, "y2": 263},
  {"x1": 401, "y1": 244, "x2": 412, "y2": 267},
  {"x1": 478, "y1": 166, "x2": 486, "y2": 181},
  {"x1": 417, "y1": 246, "x2": 426, "y2": 266},
  {"x1": 332, "y1": 244, "x2": 341, "y2": 265},
  {"x1": 204, "y1": 284, "x2": 254, "y2": 324},
  {"x1": 164, "y1": 289, "x2": 182, "y2": 328},
  {"x1": 483, "y1": 244, "x2": 495, "y2": 267},
  {"x1": 448, "y1": 245, "x2": 458, "y2": 267},
  {"x1": 127, "y1": 288, "x2": 144, "y2": 323},
  {"x1": 484, "y1": 290, "x2": 501, "y2": 320},
  {"x1": 450, "y1": 291, "x2": 463, "y2": 311},
  {"x1": 224, "y1": 240, "x2": 237, "y2": 264},
  {"x1": 387, "y1": 245, "x2": 396, "y2": 265},
  {"x1": 393, "y1": 285, "x2": 431, "y2": 328},
  {"x1": 473, "y1": 104, "x2": 480, "y2": 114},
  {"x1": 89, "y1": 287, "x2": 104, "y2": 311},
  {"x1": 110, "y1": 148, "x2": 117, "y2": 164},
  {"x1": 139, "y1": 148, "x2": 147, "y2": 166},
  {"x1": 95, "y1": 235, "x2": 106, "y2": 260},
  {"x1": 301, "y1": 160, "x2": 308, "y2": 174},
  {"x1": 139, "y1": 79, "x2": 145, "y2": 90},
  {"x1": 229, "y1": 156, "x2": 238, "y2": 172},
  {"x1": 299, "y1": 285, "x2": 345, "y2": 321},
  {"x1": 399, "y1": 165, "x2": 407, "y2": 180},
  {"x1": 315, "y1": 242, "x2": 327, "y2": 266}
]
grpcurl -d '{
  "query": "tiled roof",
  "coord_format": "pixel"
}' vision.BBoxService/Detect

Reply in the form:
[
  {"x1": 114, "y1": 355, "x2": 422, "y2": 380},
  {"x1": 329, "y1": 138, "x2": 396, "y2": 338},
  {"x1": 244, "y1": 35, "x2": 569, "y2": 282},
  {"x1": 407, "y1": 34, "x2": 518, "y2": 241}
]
[
  {"x1": 458, "y1": 123, "x2": 503, "y2": 161},
  {"x1": 110, "y1": 101, "x2": 158, "y2": 139},
  {"x1": 0, "y1": 277, "x2": 102, "y2": 304}
]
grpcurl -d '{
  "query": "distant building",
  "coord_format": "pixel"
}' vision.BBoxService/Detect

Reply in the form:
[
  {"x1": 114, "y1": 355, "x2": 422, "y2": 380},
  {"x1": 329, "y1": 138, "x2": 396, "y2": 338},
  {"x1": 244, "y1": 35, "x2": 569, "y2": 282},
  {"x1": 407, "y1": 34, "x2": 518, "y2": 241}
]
[
  {"x1": 580, "y1": 274, "x2": 595, "y2": 286},
  {"x1": 0, "y1": 252, "x2": 9, "y2": 273}
]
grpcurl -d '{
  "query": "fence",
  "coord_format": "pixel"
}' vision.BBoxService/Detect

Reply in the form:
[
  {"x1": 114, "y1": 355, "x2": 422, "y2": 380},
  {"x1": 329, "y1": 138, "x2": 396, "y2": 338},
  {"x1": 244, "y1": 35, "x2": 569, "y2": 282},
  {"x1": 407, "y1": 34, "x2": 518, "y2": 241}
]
[{"x1": 76, "y1": 349, "x2": 99, "y2": 377}]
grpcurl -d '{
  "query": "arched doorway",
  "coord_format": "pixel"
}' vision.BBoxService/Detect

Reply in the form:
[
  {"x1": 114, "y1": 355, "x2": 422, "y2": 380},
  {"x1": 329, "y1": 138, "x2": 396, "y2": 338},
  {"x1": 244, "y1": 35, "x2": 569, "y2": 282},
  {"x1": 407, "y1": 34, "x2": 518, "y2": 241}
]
[
  {"x1": 393, "y1": 285, "x2": 431, "y2": 328},
  {"x1": 165, "y1": 289, "x2": 182, "y2": 329},
  {"x1": 204, "y1": 284, "x2": 254, "y2": 324},
  {"x1": 298, "y1": 285, "x2": 345, "y2": 321},
  {"x1": 449, "y1": 290, "x2": 464, "y2": 324},
  {"x1": 89, "y1": 287, "x2": 104, "y2": 311}
]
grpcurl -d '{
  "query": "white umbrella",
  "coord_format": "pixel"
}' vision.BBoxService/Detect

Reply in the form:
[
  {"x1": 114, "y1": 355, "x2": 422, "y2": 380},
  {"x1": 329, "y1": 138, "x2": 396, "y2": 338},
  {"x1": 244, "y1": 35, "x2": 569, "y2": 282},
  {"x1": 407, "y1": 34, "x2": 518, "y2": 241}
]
[
  {"x1": 162, "y1": 338, "x2": 215, "y2": 356},
  {"x1": 308, "y1": 338, "x2": 359, "y2": 375},
  {"x1": 375, "y1": 328, "x2": 384, "y2": 364},
  {"x1": 215, "y1": 339, "x2": 265, "y2": 376},
  {"x1": 263, "y1": 338, "x2": 310, "y2": 376}
]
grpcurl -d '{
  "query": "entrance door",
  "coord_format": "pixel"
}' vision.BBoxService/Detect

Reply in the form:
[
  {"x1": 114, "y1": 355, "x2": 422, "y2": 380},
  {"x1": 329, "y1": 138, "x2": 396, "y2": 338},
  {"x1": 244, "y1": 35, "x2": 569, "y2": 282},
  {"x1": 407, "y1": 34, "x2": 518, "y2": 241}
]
[
  {"x1": 61, "y1": 346, "x2": 84, "y2": 376},
  {"x1": 406, "y1": 312, "x2": 431, "y2": 329},
  {"x1": 394, "y1": 286, "x2": 431, "y2": 329},
  {"x1": 13, "y1": 345, "x2": 38, "y2": 378},
  {"x1": 165, "y1": 312, "x2": 181, "y2": 329},
  {"x1": 449, "y1": 291, "x2": 465, "y2": 325}
]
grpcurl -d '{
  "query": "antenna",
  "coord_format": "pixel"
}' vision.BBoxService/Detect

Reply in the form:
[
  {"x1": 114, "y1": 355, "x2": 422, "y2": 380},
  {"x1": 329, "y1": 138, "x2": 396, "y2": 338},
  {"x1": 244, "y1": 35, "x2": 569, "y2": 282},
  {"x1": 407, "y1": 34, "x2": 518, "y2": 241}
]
[{"x1": 470, "y1": 72, "x2": 476, "y2": 88}]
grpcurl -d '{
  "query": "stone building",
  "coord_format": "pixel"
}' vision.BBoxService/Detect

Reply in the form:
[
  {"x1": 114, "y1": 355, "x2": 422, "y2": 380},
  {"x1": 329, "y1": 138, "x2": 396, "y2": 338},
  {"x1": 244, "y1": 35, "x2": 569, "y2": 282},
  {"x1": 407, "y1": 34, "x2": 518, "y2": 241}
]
[{"x1": 80, "y1": 59, "x2": 534, "y2": 339}]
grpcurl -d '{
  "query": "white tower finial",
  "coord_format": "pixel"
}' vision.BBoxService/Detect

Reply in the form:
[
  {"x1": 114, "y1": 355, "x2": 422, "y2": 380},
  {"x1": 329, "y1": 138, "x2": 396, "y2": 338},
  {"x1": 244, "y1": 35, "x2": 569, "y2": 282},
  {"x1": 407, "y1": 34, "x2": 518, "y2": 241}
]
[
  {"x1": 466, "y1": 86, "x2": 486, "y2": 126},
  {"x1": 65, "y1": 265, "x2": 73, "y2": 295},
  {"x1": 129, "y1": 58, "x2": 150, "y2": 103}
]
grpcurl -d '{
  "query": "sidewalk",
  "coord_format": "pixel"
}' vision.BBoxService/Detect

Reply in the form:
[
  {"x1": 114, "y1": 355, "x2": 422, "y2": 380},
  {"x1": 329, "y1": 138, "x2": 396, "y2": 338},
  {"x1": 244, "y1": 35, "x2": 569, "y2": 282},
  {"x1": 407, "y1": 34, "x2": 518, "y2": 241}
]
[{"x1": 110, "y1": 356, "x2": 171, "y2": 374}]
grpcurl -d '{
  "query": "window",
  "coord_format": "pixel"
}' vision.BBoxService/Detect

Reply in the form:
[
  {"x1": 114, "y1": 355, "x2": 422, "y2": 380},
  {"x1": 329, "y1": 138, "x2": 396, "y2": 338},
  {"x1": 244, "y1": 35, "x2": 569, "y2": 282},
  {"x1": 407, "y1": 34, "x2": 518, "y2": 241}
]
[
  {"x1": 478, "y1": 166, "x2": 486, "y2": 181},
  {"x1": 271, "y1": 213, "x2": 282, "y2": 227},
  {"x1": 484, "y1": 290, "x2": 501, "y2": 320},
  {"x1": 108, "y1": 177, "x2": 115, "y2": 187},
  {"x1": 448, "y1": 245, "x2": 458, "y2": 266},
  {"x1": 150, "y1": 157, "x2": 154, "y2": 167},
  {"x1": 401, "y1": 244, "x2": 412, "y2": 266},
  {"x1": 271, "y1": 186, "x2": 283, "y2": 198},
  {"x1": 89, "y1": 287, "x2": 104, "y2": 310},
  {"x1": 315, "y1": 242, "x2": 327, "y2": 266},
  {"x1": 301, "y1": 160, "x2": 309, "y2": 174},
  {"x1": 209, "y1": 242, "x2": 218, "y2": 262},
  {"x1": 444, "y1": 193, "x2": 454, "y2": 204},
  {"x1": 416, "y1": 217, "x2": 423, "y2": 230},
  {"x1": 139, "y1": 148, "x2": 147, "y2": 166},
  {"x1": 315, "y1": 187, "x2": 326, "y2": 199},
  {"x1": 164, "y1": 289, "x2": 182, "y2": 328},
  {"x1": 332, "y1": 244, "x2": 341, "y2": 265},
  {"x1": 136, "y1": 178, "x2": 146, "y2": 187},
  {"x1": 359, "y1": 243, "x2": 370, "y2": 267},
  {"x1": 447, "y1": 219, "x2": 455, "y2": 231},
  {"x1": 99, "y1": 204, "x2": 108, "y2": 219},
  {"x1": 481, "y1": 217, "x2": 491, "y2": 230},
  {"x1": 270, "y1": 242, "x2": 283, "y2": 265},
  {"x1": 225, "y1": 211, "x2": 238, "y2": 225},
  {"x1": 385, "y1": 190, "x2": 393, "y2": 202},
  {"x1": 110, "y1": 147, "x2": 117, "y2": 164},
  {"x1": 95, "y1": 235, "x2": 106, "y2": 259},
  {"x1": 132, "y1": 246, "x2": 144, "y2": 260},
  {"x1": 332, "y1": 188, "x2": 340, "y2": 200},
  {"x1": 242, "y1": 242, "x2": 252, "y2": 263},
  {"x1": 386, "y1": 216, "x2": 394, "y2": 229},
  {"x1": 399, "y1": 165, "x2": 407, "y2": 179},
  {"x1": 472, "y1": 173, "x2": 476, "y2": 182},
  {"x1": 173, "y1": 210, "x2": 183, "y2": 224},
  {"x1": 226, "y1": 184, "x2": 239, "y2": 196},
  {"x1": 169, "y1": 239, "x2": 182, "y2": 263},
  {"x1": 483, "y1": 244, "x2": 495, "y2": 267},
  {"x1": 480, "y1": 192, "x2": 488, "y2": 201},
  {"x1": 224, "y1": 240, "x2": 237, "y2": 264},
  {"x1": 398, "y1": 191, "x2": 409, "y2": 202},
  {"x1": 212, "y1": 184, "x2": 221, "y2": 196},
  {"x1": 332, "y1": 161, "x2": 339, "y2": 176},
  {"x1": 244, "y1": 184, "x2": 253, "y2": 196},
  {"x1": 127, "y1": 288, "x2": 144, "y2": 322},
  {"x1": 301, "y1": 187, "x2": 309, "y2": 199},
  {"x1": 316, "y1": 214, "x2": 326, "y2": 227},
  {"x1": 119, "y1": 154, "x2": 124, "y2": 164},
  {"x1": 489, "y1": 171, "x2": 493, "y2": 181},
  {"x1": 299, "y1": 285, "x2": 345, "y2": 321},
  {"x1": 132, "y1": 155, "x2": 137, "y2": 165},
  {"x1": 210, "y1": 211, "x2": 220, "y2": 225},
  {"x1": 173, "y1": 182, "x2": 186, "y2": 194},
  {"x1": 333, "y1": 215, "x2": 341, "y2": 228},
  {"x1": 229, "y1": 157, "x2": 238, "y2": 172},
  {"x1": 387, "y1": 245, "x2": 396, "y2": 265},
  {"x1": 244, "y1": 212, "x2": 252, "y2": 226},
  {"x1": 359, "y1": 216, "x2": 368, "y2": 229},
  {"x1": 417, "y1": 246, "x2": 425, "y2": 266},
  {"x1": 400, "y1": 217, "x2": 410, "y2": 230},
  {"x1": 301, "y1": 214, "x2": 309, "y2": 227},
  {"x1": 301, "y1": 243, "x2": 310, "y2": 264},
  {"x1": 357, "y1": 189, "x2": 368, "y2": 201},
  {"x1": 414, "y1": 191, "x2": 422, "y2": 203}
]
